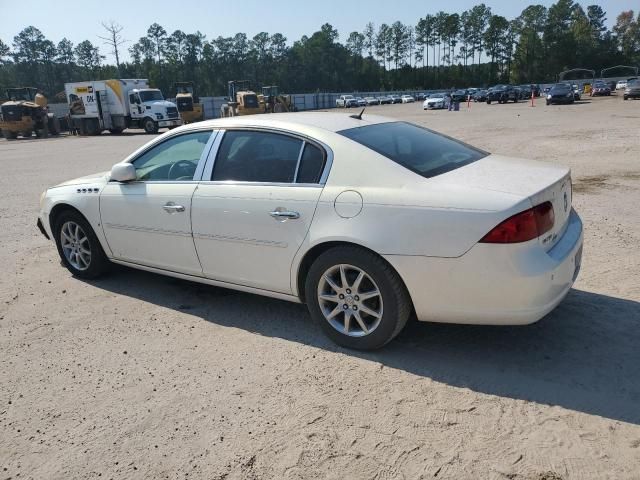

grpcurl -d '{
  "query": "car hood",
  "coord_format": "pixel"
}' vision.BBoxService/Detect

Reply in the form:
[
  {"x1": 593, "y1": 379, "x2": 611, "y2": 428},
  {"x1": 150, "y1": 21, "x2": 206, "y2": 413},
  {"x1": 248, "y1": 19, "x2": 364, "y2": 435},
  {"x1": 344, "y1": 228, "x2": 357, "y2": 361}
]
[
  {"x1": 51, "y1": 171, "x2": 110, "y2": 189},
  {"x1": 144, "y1": 100, "x2": 175, "y2": 108},
  {"x1": 425, "y1": 97, "x2": 444, "y2": 103}
]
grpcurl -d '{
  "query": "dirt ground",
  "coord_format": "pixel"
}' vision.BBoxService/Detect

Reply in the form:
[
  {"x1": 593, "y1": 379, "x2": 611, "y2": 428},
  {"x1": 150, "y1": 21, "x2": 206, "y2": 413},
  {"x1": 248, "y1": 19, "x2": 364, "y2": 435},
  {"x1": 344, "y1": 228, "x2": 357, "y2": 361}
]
[{"x1": 1, "y1": 94, "x2": 639, "y2": 480}]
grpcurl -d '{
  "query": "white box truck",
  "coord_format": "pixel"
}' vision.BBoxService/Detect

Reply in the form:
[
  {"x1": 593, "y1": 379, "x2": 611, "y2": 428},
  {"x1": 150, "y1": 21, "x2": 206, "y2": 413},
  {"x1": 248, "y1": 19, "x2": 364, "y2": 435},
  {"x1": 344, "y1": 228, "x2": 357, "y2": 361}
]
[{"x1": 64, "y1": 79, "x2": 182, "y2": 135}]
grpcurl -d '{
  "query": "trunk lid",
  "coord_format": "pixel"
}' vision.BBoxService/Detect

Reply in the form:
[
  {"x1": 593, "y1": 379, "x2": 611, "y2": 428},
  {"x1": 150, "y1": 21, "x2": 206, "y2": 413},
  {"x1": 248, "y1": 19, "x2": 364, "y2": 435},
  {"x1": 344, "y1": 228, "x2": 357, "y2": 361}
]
[{"x1": 435, "y1": 154, "x2": 572, "y2": 250}]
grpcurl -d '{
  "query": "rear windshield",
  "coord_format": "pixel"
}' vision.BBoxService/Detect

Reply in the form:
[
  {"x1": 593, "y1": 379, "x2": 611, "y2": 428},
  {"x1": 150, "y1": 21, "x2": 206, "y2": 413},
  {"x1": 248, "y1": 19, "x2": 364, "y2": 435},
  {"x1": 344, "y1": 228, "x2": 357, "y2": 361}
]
[{"x1": 339, "y1": 122, "x2": 487, "y2": 178}]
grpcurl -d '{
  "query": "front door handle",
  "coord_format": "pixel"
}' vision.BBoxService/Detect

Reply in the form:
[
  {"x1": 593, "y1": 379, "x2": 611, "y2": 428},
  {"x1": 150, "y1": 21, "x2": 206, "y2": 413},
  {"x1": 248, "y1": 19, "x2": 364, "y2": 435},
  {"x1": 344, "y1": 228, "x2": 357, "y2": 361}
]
[
  {"x1": 269, "y1": 209, "x2": 300, "y2": 220},
  {"x1": 163, "y1": 202, "x2": 185, "y2": 213}
]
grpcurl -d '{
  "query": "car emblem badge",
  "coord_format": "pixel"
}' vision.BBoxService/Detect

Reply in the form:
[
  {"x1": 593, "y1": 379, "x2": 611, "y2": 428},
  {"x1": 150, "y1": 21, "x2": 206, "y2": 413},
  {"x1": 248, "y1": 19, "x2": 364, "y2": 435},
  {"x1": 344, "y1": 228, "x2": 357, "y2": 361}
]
[{"x1": 563, "y1": 192, "x2": 568, "y2": 212}]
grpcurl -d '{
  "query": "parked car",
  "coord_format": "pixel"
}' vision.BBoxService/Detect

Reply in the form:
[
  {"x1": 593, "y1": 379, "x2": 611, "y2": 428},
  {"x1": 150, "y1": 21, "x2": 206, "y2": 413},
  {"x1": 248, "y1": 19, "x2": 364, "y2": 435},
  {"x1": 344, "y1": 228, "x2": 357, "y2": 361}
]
[
  {"x1": 378, "y1": 95, "x2": 392, "y2": 105},
  {"x1": 423, "y1": 93, "x2": 446, "y2": 110},
  {"x1": 355, "y1": 97, "x2": 367, "y2": 107},
  {"x1": 616, "y1": 79, "x2": 628, "y2": 90},
  {"x1": 623, "y1": 79, "x2": 640, "y2": 100},
  {"x1": 401, "y1": 95, "x2": 415, "y2": 104},
  {"x1": 364, "y1": 97, "x2": 380, "y2": 106},
  {"x1": 546, "y1": 83, "x2": 575, "y2": 105},
  {"x1": 486, "y1": 85, "x2": 518, "y2": 104},
  {"x1": 607, "y1": 80, "x2": 617, "y2": 91},
  {"x1": 388, "y1": 95, "x2": 402, "y2": 104},
  {"x1": 472, "y1": 89, "x2": 488, "y2": 102},
  {"x1": 37, "y1": 112, "x2": 583, "y2": 350},
  {"x1": 451, "y1": 89, "x2": 470, "y2": 102},
  {"x1": 571, "y1": 84, "x2": 581, "y2": 101},
  {"x1": 336, "y1": 95, "x2": 358, "y2": 108},
  {"x1": 518, "y1": 84, "x2": 539, "y2": 99},
  {"x1": 590, "y1": 80, "x2": 611, "y2": 97},
  {"x1": 415, "y1": 93, "x2": 427, "y2": 101}
]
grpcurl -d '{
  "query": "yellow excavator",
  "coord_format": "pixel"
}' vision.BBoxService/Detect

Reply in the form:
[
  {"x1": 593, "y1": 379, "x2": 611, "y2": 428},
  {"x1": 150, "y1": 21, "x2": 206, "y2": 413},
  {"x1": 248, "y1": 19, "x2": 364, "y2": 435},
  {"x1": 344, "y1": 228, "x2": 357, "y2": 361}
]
[
  {"x1": 0, "y1": 87, "x2": 60, "y2": 139},
  {"x1": 220, "y1": 80, "x2": 262, "y2": 117},
  {"x1": 260, "y1": 85, "x2": 295, "y2": 113},
  {"x1": 174, "y1": 81, "x2": 203, "y2": 123}
]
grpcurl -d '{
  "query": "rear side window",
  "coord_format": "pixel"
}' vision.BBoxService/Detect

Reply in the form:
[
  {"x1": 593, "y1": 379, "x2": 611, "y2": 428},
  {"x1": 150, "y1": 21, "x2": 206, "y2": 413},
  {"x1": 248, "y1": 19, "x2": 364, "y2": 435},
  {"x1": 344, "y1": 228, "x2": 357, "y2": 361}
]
[
  {"x1": 297, "y1": 143, "x2": 326, "y2": 183},
  {"x1": 212, "y1": 130, "x2": 302, "y2": 183},
  {"x1": 339, "y1": 122, "x2": 487, "y2": 178}
]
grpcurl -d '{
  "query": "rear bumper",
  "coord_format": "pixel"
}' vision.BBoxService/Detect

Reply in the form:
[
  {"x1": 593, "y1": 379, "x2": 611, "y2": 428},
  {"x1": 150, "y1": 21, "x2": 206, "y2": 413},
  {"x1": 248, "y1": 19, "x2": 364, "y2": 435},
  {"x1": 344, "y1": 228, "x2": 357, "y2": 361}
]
[{"x1": 385, "y1": 209, "x2": 583, "y2": 325}]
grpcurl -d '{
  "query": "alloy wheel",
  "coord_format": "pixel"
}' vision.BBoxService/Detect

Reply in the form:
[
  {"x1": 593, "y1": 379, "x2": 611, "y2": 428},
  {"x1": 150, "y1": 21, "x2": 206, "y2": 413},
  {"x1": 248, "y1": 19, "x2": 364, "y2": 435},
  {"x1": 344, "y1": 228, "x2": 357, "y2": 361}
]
[
  {"x1": 60, "y1": 221, "x2": 91, "y2": 271},
  {"x1": 317, "y1": 264, "x2": 383, "y2": 337}
]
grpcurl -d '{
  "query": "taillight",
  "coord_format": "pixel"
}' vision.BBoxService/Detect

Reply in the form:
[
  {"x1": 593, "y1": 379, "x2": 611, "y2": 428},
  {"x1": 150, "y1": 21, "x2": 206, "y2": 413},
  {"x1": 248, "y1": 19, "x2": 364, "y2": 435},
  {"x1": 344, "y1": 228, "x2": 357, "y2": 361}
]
[{"x1": 480, "y1": 201, "x2": 555, "y2": 244}]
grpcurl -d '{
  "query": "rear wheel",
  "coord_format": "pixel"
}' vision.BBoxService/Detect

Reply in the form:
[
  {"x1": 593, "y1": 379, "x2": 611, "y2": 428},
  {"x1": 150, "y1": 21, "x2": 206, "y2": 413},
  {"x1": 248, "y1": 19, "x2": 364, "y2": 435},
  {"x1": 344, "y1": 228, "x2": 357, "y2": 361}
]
[
  {"x1": 53, "y1": 210, "x2": 109, "y2": 279},
  {"x1": 305, "y1": 246, "x2": 412, "y2": 350},
  {"x1": 3, "y1": 130, "x2": 18, "y2": 140},
  {"x1": 23, "y1": 130, "x2": 33, "y2": 138}
]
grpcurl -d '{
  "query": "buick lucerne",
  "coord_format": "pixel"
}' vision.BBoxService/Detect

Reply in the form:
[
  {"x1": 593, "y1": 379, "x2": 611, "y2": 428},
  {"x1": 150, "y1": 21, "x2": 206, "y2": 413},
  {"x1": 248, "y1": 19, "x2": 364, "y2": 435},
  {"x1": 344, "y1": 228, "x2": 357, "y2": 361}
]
[{"x1": 38, "y1": 113, "x2": 583, "y2": 349}]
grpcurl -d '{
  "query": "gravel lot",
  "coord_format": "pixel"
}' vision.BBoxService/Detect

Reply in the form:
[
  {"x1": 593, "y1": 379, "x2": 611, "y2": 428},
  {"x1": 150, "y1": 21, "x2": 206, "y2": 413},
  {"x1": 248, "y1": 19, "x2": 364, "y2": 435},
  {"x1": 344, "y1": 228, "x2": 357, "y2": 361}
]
[{"x1": 1, "y1": 95, "x2": 639, "y2": 480}]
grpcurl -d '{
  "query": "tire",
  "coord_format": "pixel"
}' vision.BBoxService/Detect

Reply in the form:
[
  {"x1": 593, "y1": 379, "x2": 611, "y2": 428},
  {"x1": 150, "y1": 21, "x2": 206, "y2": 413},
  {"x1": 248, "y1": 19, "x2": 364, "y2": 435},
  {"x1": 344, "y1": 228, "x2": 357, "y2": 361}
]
[
  {"x1": 3, "y1": 130, "x2": 18, "y2": 140},
  {"x1": 23, "y1": 130, "x2": 33, "y2": 138},
  {"x1": 623, "y1": 96, "x2": 628, "y2": 101},
  {"x1": 486, "y1": 100, "x2": 491, "y2": 105},
  {"x1": 546, "y1": 100, "x2": 550, "y2": 105},
  {"x1": 109, "y1": 128, "x2": 124, "y2": 134},
  {"x1": 53, "y1": 210, "x2": 109, "y2": 279},
  {"x1": 38, "y1": 128, "x2": 48, "y2": 138},
  {"x1": 143, "y1": 118, "x2": 158, "y2": 134},
  {"x1": 305, "y1": 246, "x2": 412, "y2": 350}
]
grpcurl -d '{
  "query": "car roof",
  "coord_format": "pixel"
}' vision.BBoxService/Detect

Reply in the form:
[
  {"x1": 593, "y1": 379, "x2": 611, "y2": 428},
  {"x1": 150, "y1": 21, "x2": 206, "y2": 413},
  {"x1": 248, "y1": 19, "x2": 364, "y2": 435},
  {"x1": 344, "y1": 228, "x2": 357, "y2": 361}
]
[{"x1": 188, "y1": 111, "x2": 395, "y2": 134}]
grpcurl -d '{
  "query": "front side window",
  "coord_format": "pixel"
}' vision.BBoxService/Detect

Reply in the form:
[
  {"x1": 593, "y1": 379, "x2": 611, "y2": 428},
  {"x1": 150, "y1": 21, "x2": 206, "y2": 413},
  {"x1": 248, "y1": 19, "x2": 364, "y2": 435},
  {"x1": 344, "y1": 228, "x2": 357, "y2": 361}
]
[
  {"x1": 139, "y1": 90, "x2": 164, "y2": 102},
  {"x1": 339, "y1": 122, "x2": 487, "y2": 179},
  {"x1": 212, "y1": 130, "x2": 303, "y2": 183},
  {"x1": 132, "y1": 131, "x2": 212, "y2": 181}
]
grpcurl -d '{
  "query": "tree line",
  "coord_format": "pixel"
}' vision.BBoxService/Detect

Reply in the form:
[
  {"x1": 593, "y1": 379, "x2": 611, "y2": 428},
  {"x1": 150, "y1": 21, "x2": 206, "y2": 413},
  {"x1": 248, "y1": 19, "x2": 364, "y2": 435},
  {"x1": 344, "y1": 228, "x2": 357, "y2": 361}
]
[{"x1": 1, "y1": 0, "x2": 639, "y2": 100}]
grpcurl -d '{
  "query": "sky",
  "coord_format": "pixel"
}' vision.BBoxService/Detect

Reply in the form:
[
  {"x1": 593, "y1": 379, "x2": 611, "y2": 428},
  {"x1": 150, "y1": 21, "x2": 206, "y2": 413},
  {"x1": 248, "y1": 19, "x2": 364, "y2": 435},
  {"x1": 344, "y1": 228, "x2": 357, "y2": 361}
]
[{"x1": 1, "y1": 0, "x2": 637, "y2": 63}]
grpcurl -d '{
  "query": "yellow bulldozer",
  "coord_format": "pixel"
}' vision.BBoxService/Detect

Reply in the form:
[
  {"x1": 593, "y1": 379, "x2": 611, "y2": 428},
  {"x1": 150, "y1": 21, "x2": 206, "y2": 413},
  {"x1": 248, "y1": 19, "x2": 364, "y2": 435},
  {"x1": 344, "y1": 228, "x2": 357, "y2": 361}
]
[
  {"x1": 0, "y1": 87, "x2": 60, "y2": 139},
  {"x1": 260, "y1": 86, "x2": 295, "y2": 113},
  {"x1": 174, "y1": 81, "x2": 204, "y2": 123},
  {"x1": 220, "y1": 80, "x2": 262, "y2": 117}
]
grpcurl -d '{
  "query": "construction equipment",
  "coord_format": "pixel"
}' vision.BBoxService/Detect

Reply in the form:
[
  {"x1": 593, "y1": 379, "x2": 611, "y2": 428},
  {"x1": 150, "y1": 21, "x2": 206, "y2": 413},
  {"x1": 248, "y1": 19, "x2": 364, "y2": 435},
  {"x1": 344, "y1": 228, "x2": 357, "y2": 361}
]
[
  {"x1": 64, "y1": 79, "x2": 182, "y2": 135},
  {"x1": 0, "y1": 87, "x2": 60, "y2": 140},
  {"x1": 174, "y1": 81, "x2": 204, "y2": 123},
  {"x1": 260, "y1": 85, "x2": 295, "y2": 113},
  {"x1": 220, "y1": 80, "x2": 262, "y2": 117}
]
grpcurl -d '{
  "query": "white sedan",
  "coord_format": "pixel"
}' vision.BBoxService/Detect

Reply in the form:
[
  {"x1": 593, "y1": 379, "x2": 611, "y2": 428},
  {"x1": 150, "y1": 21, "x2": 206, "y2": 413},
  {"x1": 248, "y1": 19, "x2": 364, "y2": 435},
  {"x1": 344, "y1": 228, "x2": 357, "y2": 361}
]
[
  {"x1": 401, "y1": 95, "x2": 415, "y2": 103},
  {"x1": 423, "y1": 93, "x2": 446, "y2": 110},
  {"x1": 38, "y1": 113, "x2": 583, "y2": 350}
]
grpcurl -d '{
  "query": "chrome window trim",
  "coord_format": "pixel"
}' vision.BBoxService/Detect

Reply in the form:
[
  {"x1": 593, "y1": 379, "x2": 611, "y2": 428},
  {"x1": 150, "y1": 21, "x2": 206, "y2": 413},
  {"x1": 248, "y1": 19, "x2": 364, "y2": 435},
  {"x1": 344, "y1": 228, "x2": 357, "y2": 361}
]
[
  {"x1": 201, "y1": 126, "x2": 333, "y2": 187},
  {"x1": 115, "y1": 128, "x2": 217, "y2": 183}
]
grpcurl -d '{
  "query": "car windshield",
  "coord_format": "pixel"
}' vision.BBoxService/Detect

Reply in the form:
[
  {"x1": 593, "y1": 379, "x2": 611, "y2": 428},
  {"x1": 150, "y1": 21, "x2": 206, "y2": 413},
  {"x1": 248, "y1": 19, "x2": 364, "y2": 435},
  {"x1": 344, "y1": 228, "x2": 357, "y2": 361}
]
[
  {"x1": 628, "y1": 80, "x2": 639, "y2": 86},
  {"x1": 552, "y1": 84, "x2": 571, "y2": 92},
  {"x1": 344, "y1": 95, "x2": 354, "y2": 99},
  {"x1": 339, "y1": 122, "x2": 487, "y2": 179},
  {"x1": 139, "y1": 90, "x2": 164, "y2": 102},
  {"x1": 430, "y1": 94, "x2": 444, "y2": 98}
]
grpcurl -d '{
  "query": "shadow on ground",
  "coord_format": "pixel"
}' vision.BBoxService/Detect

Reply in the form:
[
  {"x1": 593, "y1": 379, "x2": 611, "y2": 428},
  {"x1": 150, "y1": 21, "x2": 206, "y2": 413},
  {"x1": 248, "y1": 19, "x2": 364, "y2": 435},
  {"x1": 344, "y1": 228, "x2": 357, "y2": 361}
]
[{"x1": 90, "y1": 266, "x2": 640, "y2": 425}]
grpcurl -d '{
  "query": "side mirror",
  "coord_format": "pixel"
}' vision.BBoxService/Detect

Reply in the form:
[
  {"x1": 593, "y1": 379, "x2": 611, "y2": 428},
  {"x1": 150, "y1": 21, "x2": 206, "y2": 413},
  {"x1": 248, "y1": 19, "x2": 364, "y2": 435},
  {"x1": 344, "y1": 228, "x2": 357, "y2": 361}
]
[{"x1": 110, "y1": 163, "x2": 136, "y2": 182}]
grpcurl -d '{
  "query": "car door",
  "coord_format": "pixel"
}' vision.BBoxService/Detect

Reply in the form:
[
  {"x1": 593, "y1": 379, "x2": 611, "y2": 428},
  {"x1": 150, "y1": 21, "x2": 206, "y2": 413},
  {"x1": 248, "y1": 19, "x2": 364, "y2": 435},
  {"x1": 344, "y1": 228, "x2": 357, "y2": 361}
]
[
  {"x1": 191, "y1": 129, "x2": 329, "y2": 294},
  {"x1": 100, "y1": 129, "x2": 216, "y2": 276}
]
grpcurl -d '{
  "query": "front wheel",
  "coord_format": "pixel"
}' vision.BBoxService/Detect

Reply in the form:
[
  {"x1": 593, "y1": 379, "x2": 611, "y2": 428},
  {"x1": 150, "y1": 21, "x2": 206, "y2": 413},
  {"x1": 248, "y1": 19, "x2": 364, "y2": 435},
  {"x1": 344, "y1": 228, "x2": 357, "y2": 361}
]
[
  {"x1": 54, "y1": 210, "x2": 109, "y2": 279},
  {"x1": 143, "y1": 118, "x2": 158, "y2": 134},
  {"x1": 305, "y1": 246, "x2": 412, "y2": 350}
]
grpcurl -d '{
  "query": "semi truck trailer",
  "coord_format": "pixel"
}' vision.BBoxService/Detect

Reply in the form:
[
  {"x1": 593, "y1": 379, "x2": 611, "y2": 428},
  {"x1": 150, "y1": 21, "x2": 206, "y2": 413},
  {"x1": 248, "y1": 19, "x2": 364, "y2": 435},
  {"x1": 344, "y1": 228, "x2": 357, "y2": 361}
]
[{"x1": 64, "y1": 79, "x2": 182, "y2": 135}]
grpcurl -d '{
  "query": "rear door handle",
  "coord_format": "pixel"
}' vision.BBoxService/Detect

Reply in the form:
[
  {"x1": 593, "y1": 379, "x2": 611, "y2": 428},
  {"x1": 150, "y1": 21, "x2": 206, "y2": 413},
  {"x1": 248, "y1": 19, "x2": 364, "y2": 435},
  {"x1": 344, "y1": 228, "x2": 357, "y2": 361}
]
[
  {"x1": 269, "y1": 209, "x2": 300, "y2": 220},
  {"x1": 163, "y1": 202, "x2": 185, "y2": 213}
]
